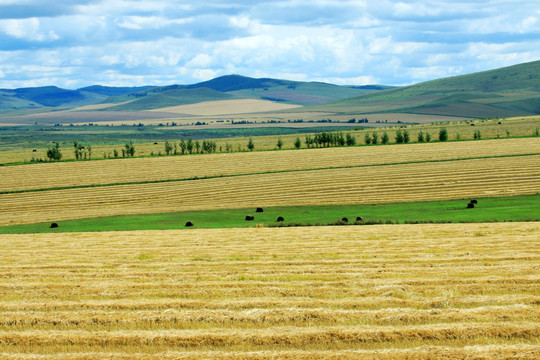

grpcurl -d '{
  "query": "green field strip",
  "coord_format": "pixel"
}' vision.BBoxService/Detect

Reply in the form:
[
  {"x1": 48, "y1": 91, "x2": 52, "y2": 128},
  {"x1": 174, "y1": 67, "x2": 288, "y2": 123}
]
[
  {"x1": 2, "y1": 152, "x2": 540, "y2": 195},
  {"x1": 1, "y1": 194, "x2": 538, "y2": 234}
]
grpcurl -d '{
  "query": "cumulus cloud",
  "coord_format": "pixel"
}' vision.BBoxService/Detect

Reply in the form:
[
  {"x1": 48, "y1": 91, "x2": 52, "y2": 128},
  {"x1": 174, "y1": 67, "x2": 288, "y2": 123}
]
[{"x1": 0, "y1": 0, "x2": 538, "y2": 88}]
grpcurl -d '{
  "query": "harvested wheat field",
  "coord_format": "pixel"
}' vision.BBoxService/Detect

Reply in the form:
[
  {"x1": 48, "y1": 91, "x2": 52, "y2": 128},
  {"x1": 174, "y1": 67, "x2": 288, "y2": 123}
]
[
  {"x1": 1, "y1": 137, "x2": 539, "y2": 193},
  {"x1": 1, "y1": 153, "x2": 540, "y2": 226},
  {"x1": 0, "y1": 223, "x2": 538, "y2": 359}
]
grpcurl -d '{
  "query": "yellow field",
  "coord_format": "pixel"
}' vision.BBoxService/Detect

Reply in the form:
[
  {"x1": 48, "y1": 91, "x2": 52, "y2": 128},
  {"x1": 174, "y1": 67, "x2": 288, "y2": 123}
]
[
  {"x1": 1, "y1": 137, "x2": 539, "y2": 226},
  {"x1": 0, "y1": 223, "x2": 538, "y2": 359},
  {"x1": 148, "y1": 99, "x2": 302, "y2": 115}
]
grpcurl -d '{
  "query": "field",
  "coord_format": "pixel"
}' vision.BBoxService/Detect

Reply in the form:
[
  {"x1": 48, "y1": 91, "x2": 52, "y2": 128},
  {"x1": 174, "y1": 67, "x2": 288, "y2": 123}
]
[
  {"x1": 1, "y1": 125, "x2": 539, "y2": 358},
  {"x1": 1, "y1": 137, "x2": 539, "y2": 227},
  {"x1": 0, "y1": 223, "x2": 539, "y2": 359}
]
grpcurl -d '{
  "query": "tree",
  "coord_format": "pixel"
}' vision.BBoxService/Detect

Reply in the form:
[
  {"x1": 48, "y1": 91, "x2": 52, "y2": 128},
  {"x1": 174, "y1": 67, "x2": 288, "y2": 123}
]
[
  {"x1": 381, "y1": 132, "x2": 389, "y2": 144},
  {"x1": 371, "y1": 132, "x2": 379, "y2": 145},
  {"x1": 186, "y1": 139, "x2": 194, "y2": 154},
  {"x1": 364, "y1": 132, "x2": 372, "y2": 145},
  {"x1": 164, "y1": 141, "x2": 173, "y2": 155},
  {"x1": 474, "y1": 130, "x2": 482, "y2": 140},
  {"x1": 277, "y1": 137, "x2": 283, "y2": 149},
  {"x1": 417, "y1": 131, "x2": 425, "y2": 143},
  {"x1": 124, "y1": 141, "x2": 135, "y2": 157},
  {"x1": 425, "y1": 132, "x2": 431, "y2": 142},
  {"x1": 346, "y1": 133, "x2": 356, "y2": 146},
  {"x1": 294, "y1": 137, "x2": 302, "y2": 149},
  {"x1": 395, "y1": 129, "x2": 404, "y2": 144},
  {"x1": 194, "y1": 140, "x2": 201, "y2": 153},
  {"x1": 439, "y1": 128, "x2": 448, "y2": 141},
  {"x1": 403, "y1": 130, "x2": 410, "y2": 143},
  {"x1": 305, "y1": 135, "x2": 314, "y2": 148},
  {"x1": 180, "y1": 139, "x2": 187, "y2": 154},
  {"x1": 247, "y1": 137, "x2": 255, "y2": 151},
  {"x1": 46, "y1": 142, "x2": 62, "y2": 161}
]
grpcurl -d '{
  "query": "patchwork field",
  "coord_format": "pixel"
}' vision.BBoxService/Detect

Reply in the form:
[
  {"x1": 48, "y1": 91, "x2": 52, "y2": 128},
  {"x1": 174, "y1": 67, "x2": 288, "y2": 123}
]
[
  {"x1": 1, "y1": 138, "x2": 540, "y2": 226},
  {"x1": 0, "y1": 223, "x2": 538, "y2": 359}
]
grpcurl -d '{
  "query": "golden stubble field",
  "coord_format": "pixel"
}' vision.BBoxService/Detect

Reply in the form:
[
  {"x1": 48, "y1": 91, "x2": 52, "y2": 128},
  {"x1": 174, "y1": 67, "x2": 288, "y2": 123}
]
[
  {"x1": 1, "y1": 137, "x2": 540, "y2": 226},
  {"x1": 0, "y1": 223, "x2": 539, "y2": 359}
]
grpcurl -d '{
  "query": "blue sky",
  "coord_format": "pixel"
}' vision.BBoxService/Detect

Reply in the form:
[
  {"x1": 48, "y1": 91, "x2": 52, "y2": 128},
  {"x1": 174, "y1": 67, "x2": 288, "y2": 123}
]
[{"x1": 0, "y1": 0, "x2": 538, "y2": 89}]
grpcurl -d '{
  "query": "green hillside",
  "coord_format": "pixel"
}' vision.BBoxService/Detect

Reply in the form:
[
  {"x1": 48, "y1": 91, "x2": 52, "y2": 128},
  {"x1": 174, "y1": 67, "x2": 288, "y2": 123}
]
[
  {"x1": 101, "y1": 87, "x2": 239, "y2": 111},
  {"x1": 320, "y1": 60, "x2": 540, "y2": 118}
]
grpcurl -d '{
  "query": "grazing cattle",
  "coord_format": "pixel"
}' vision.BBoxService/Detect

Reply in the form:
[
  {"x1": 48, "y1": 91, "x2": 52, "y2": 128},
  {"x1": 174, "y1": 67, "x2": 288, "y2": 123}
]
[
  {"x1": 470, "y1": 199, "x2": 478, "y2": 204},
  {"x1": 256, "y1": 207, "x2": 264, "y2": 213},
  {"x1": 341, "y1": 217, "x2": 349, "y2": 223},
  {"x1": 245, "y1": 215, "x2": 255, "y2": 221},
  {"x1": 356, "y1": 216, "x2": 364, "y2": 222},
  {"x1": 32, "y1": 149, "x2": 37, "y2": 152},
  {"x1": 50, "y1": 222, "x2": 59, "y2": 228},
  {"x1": 185, "y1": 221, "x2": 194, "y2": 227},
  {"x1": 467, "y1": 202, "x2": 475, "y2": 209},
  {"x1": 277, "y1": 216, "x2": 284, "y2": 222}
]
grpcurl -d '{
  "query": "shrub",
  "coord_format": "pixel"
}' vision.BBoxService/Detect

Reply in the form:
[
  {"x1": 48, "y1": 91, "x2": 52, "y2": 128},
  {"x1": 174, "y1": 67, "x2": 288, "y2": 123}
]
[
  {"x1": 417, "y1": 131, "x2": 425, "y2": 143},
  {"x1": 46, "y1": 142, "x2": 62, "y2": 161},
  {"x1": 346, "y1": 133, "x2": 356, "y2": 146},
  {"x1": 247, "y1": 138, "x2": 255, "y2": 151},
  {"x1": 294, "y1": 137, "x2": 302, "y2": 149}
]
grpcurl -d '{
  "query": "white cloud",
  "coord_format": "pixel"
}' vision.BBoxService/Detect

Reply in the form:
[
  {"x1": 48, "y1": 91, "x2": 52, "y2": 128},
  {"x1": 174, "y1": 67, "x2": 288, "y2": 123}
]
[
  {"x1": 0, "y1": 1, "x2": 539, "y2": 88},
  {"x1": 0, "y1": 17, "x2": 58, "y2": 41}
]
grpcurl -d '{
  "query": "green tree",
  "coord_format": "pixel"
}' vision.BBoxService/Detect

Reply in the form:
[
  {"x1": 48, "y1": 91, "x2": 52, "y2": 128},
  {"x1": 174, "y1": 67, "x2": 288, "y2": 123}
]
[
  {"x1": 371, "y1": 132, "x2": 379, "y2": 145},
  {"x1": 381, "y1": 132, "x2": 389, "y2": 144},
  {"x1": 124, "y1": 141, "x2": 135, "y2": 157},
  {"x1": 425, "y1": 132, "x2": 431, "y2": 142},
  {"x1": 46, "y1": 142, "x2": 62, "y2": 161},
  {"x1": 403, "y1": 130, "x2": 410, "y2": 143},
  {"x1": 346, "y1": 133, "x2": 356, "y2": 146},
  {"x1": 186, "y1": 139, "x2": 194, "y2": 154},
  {"x1": 247, "y1": 137, "x2": 255, "y2": 151},
  {"x1": 194, "y1": 140, "x2": 201, "y2": 153},
  {"x1": 164, "y1": 141, "x2": 173, "y2": 155},
  {"x1": 439, "y1": 128, "x2": 448, "y2": 141},
  {"x1": 395, "y1": 129, "x2": 404, "y2": 144},
  {"x1": 277, "y1": 137, "x2": 283, "y2": 149},
  {"x1": 364, "y1": 132, "x2": 372, "y2": 145},
  {"x1": 417, "y1": 131, "x2": 425, "y2": 143},
  {"x1": 294, "y1": 137, "x2": 302, "y2": 149},
  {"x1": 179, "y1": 139, "x2": 187, "y2": 154}
]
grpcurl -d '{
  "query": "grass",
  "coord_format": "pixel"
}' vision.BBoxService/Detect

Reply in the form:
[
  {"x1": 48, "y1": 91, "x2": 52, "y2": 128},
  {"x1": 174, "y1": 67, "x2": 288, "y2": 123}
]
[{"x1": 0, "y1": 194, "x2": 538, "y2": 234}]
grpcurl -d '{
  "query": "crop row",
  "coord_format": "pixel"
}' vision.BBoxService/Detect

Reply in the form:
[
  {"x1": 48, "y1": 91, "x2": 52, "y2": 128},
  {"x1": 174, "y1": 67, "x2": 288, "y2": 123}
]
[
  {"x1": 1, "y1": 137, "x2": 539, "y2": 193},
  {"x1": 0, "y1": 223, "x2": 538, "y2": 357},
  {"x1": 1, "y1": 154, "x2": 539, "y2": 226}
]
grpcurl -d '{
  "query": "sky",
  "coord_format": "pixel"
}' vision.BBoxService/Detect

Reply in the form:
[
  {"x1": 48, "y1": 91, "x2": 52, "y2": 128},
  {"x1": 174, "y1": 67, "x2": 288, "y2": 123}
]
[{"x1": 0, "y1": 0, "x2": 539, "y2": 89}]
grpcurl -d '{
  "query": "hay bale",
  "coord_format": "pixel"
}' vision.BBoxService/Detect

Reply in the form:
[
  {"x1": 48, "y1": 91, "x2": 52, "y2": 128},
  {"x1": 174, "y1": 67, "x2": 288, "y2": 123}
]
[
  {"x1": 245, "y1": 215, "x2": 255, "y2": 221},
  {"x1": 356, "y1": 216, "x2": 364, "y2": 222},
  {"x1": 277, "y1": 216, "x2": 284, "y2": 222},
  {"x1": 467, "y1": 202, "x2": 475, "y2": 209},
  {"x1": 50, "y1": 222, "x2": 59, "y2": 228},
  {"x1": 256, "y1": 207, "x2": 264, "y2": 213},
  {"x1": 185, "y1": 221, "x2": 194, "y2": 227}
]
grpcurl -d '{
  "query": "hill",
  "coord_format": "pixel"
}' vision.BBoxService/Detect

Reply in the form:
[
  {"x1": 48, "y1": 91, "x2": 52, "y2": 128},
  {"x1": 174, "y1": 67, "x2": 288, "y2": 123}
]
[{"x1": 320, "y1": 60, "x2": 540, "y2": 118}]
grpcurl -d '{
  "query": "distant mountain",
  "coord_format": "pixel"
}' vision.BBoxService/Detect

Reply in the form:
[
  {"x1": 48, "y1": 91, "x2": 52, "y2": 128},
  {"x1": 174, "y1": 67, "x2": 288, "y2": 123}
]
[
  {"x1": 1, "y1": 61, "x2": 538, "y2": 118},
  {"x1": 322, "y1": 60, "x2": 540, "y2": 118},
  {"x1": 79, "y1": 85, "x2": 154, "y2": 97},
  {"x1": 0, "y1": 75, "x2": 388, "y2": 112},
  {"x1": 0, "y1": 85, "x2": 155, "y2": 112}
]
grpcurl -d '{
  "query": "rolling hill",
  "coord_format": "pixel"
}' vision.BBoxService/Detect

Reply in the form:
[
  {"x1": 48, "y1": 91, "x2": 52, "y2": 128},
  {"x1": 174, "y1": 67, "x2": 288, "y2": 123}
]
[
  {"x1": 0, "y1": 61, "x2": 538, "y2": 121},
  {"x1": 319, "y1": 60, "x2": 540, "y2": 118}
]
